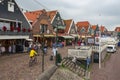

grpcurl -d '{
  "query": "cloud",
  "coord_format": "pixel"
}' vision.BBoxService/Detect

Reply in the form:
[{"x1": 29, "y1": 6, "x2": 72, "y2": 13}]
[{"x1": 15, "y1": 0, "x2": 120, "y2": 31}]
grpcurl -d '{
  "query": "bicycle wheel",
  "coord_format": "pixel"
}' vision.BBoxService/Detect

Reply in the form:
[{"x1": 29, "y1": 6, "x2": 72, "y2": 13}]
[
  {"x1": 34, "y1": 57, "x2": 37, "y2": 64},
  {"x1": 29, "y1": 59, "x2": 33, "y2": 67}
]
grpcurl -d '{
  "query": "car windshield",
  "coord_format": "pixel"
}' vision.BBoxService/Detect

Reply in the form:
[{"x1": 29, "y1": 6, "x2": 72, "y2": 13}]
[{"x1": 107, "y1": 47, "x2": 113, "y2": 49}]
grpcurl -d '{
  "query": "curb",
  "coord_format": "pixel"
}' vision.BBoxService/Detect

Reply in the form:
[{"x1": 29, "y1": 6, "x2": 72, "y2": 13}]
[{"x1": 36, "y1": 65, "x2": 58, "y2": 80}]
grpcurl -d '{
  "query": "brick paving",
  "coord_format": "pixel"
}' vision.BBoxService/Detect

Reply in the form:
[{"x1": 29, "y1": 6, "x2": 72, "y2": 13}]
[
  {"x1": 2, "y1": 46, "x2": 120, "y2": 80},
  {"x1": 0, "y1": 46, "x2": 74, "y2": 80}
]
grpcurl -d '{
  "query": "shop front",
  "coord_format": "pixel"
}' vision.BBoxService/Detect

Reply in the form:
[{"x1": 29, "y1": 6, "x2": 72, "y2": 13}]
[{"x1": 0, "y1": 35, "x2": 29, "y2": 55}]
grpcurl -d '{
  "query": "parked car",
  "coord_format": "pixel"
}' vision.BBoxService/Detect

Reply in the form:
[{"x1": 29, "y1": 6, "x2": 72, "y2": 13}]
[{"x1": 107, "y1": 45, "x2": 116, "y2": 53}]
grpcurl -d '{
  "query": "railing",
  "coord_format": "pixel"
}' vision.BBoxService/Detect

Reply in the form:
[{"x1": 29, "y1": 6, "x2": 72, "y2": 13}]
[
  {"x1": 92, "y1": 43, "x2": 107, "y2": 52},
  {"x1": 68, "y1": 46, "x2": 92, "y2": 59},
  {"x1": 74, "y1": 45, "x2": 107, "y2": 53}
]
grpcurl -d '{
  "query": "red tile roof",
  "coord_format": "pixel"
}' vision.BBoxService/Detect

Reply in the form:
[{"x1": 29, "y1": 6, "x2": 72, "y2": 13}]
[
  {"x1": 99, "y1": 25, "x2": 106, "y2": 32},
  {"x1": 24, "y1": 10, "x2": 43, "y2": 23},
  {"x1": 64, "y1": 19, "x2": 72, "y2": 34},
  {"x1": 76, "y1": 21, "x2": 90, "y2": 32},
  {"x1": 91, "y1": 25, "x2": 97, "y2": 30},
  {"x1": 24, "y1": 10, "x2": 57, "y2": 24},
  {"x1": 115, "y1": 27, "x2": 120, "y2": 32},
  {"x1": 47, "y1": 10, "x2": 57, "y2": 22}
]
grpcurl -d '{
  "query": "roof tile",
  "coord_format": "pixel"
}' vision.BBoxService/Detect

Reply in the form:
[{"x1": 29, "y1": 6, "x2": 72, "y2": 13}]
[
  {"x1": 76, "y1": 21, "x2": 90, "y2": 32},
  {"x1": 64, "y1": 19, "x2": 72, "y2": 33}
]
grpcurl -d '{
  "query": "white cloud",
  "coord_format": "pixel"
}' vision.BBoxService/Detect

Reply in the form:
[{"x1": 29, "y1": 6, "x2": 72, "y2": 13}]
[{"x1": 15, "y1": 0, "x2": 120, "y2": 31}]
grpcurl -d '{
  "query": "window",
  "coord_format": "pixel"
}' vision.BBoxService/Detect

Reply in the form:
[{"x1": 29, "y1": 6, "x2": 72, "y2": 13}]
[
  {"x1": 8, "y1": 1, "x2": 14, "y2": 12},
  {"x1": 40, "y1": 24, "x2": 48, "y2": 33},
  {"x1": 44, "y1": 25, "x2": 47, "y2": 32},
  {"x1": 71, "y1": 29, "x2": 75, "y2": 34},
  {"x1": 40, "y1": 25, "x2": 42, "y2": 33},
  {"x1": 0, "y1": 0, "x2": 4, "y2": 3},
  {"x1": 81, "y1": 28, "x2": 85, "y2": 33}
]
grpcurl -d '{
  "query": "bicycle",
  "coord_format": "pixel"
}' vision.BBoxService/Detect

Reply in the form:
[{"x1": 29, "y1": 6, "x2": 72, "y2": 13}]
[{"x1": 29, "y1": 55, "x2": 37, "y2": 67}]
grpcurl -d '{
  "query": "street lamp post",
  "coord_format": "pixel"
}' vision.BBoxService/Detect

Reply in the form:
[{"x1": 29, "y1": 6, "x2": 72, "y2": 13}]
[
  {"x1": 94, "y1": 24, "x2": 101, "y2": 69},
  {"x1": 99, "y1": 31, "x2": 101, "y2": 69},
  {"x1": 55, "y1": 17, "x2": 61, "y2": 66},
  {"x1": 55, "y1": 27, "x2": 58, "y2": 66},
  {"x1": 41, "y1": 24, "x2": 45, "y2": 72}
]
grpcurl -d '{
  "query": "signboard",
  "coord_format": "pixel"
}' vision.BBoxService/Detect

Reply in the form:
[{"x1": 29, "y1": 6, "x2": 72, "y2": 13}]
[{"x1": 87, "y1": 37, "x2": 94, "y2": 44}]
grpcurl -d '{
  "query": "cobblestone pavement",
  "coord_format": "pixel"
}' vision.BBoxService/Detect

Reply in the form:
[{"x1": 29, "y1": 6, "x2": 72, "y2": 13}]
[
  {"x1": 0, "y1": 46, "x2": 74, "y2": 80},
  {"x1": 90, "y1": 47, "x2": 120, "y2": 80}
]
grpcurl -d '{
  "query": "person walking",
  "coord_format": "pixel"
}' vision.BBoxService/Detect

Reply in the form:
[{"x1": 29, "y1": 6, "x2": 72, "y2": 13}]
[
  {"x1": 44, "y1": 43, "x2": 48, "y2": 55},
  {"x1": 49, "y1": 42, "x2": 57, "y2": 61}
]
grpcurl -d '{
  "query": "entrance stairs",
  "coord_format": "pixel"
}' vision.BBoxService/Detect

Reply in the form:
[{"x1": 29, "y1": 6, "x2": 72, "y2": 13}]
[{"x1": 61, "y1": 57, "x2": 86, "y2": 77}]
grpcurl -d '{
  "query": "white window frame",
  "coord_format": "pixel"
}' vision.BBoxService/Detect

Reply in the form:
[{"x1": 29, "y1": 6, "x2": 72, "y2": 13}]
[{"x1": 8, "y1": 1, "x2": 14, "y2": 12}]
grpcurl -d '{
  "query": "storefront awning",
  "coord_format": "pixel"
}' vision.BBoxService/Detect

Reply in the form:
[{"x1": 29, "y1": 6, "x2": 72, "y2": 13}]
[
  {"x1": 54, "y1": 26, "x2": 65, "y2": 29},
  {"x1": 62, "y1": 36, "x2": 74, "y2": 39},
  {"x1": 70, "y1": 34, "x2": 78, "y2": 37},
  {"x1": 0, "y1": 35, "x2": 29, "y2": 39},
  {"x1": 80, "y1": 35, "x2": 92, "y2": 38},
  {"x1": 33, "y1": 34, "x2": 55, "y2": 37},
  {"x1": 26, "y1": 39, "x2": 33, "y2": 41}
]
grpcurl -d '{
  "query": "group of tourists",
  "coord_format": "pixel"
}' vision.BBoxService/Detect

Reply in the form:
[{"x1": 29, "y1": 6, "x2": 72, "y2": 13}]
[
  {"x1": 28, "y1": 41, "x2": 58, "y2": 60},
  {"x1": 0, "y1": 44, "x2": 16, "y2": 55}
]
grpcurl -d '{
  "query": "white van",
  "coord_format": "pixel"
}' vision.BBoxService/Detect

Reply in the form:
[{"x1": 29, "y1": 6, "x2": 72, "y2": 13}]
[{"x1": 107, "y1": 45, "x2": 116, "y2": 53}]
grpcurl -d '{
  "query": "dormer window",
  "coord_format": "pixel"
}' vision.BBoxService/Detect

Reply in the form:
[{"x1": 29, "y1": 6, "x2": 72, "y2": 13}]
[
  {"x1": 81, "y1": 28, "x2": 85, "y2": 33},
  {"x1": 8, "y1": 1, "x2": 14, "y2": 12},
  {"x1": 0, "y1": 0, "x2": 4, "y2": 3}
]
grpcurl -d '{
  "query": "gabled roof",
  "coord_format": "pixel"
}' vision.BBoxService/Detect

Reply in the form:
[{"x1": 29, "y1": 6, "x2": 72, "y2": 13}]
[
  {"x1": 64, "y1": 19, "x2": 72, "y2": 34},
  {"x1": 31, "y1": 10, "x2": 53, "y2": 35},
  {"x1": 0, "y1": 0, "x2": 31, "y2": 29},
  {"x1": 115, "y1": 27, "x2": 120, "y2": 32},
  {"x1": 47, "y1": 10, "x2": 57, "y2": 23},
  {"x1": 25, "y1": 10, "x2": 57, "y2": 24},
  {"x1": 99, "y1": 25, "x2": 106, "y2": 32},
  {"x1": 76, "y1": 21, "x2": 90, "y2": 32},
  {"x1": 24, "y1": 10, "x2": 43, "y2": 23},
  {"x1": 91, "y1": 25, "x2": 97, "y2": 30}
]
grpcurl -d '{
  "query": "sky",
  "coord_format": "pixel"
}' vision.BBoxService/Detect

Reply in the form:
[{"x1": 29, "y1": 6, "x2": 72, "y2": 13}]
[{"x1": 15, "y1": 0, "x2": 120, "y2": 31}]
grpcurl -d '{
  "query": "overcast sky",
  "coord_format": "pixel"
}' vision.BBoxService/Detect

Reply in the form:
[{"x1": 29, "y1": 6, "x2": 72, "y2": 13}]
[{"x1": 15, "y1": 0, "x2": 120, "y2": 31}]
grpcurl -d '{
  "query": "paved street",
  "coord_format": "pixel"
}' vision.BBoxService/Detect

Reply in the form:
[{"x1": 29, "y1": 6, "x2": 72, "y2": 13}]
[
  {"x1": 1, "y1": 46, "x2": 120, "y2": 80},
  {"x1": 0, "y1": 46, "x2": 74, "y2": 80},
  {"x1": 90, "y1": 47, "x2": 120, "y2": 80}
]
